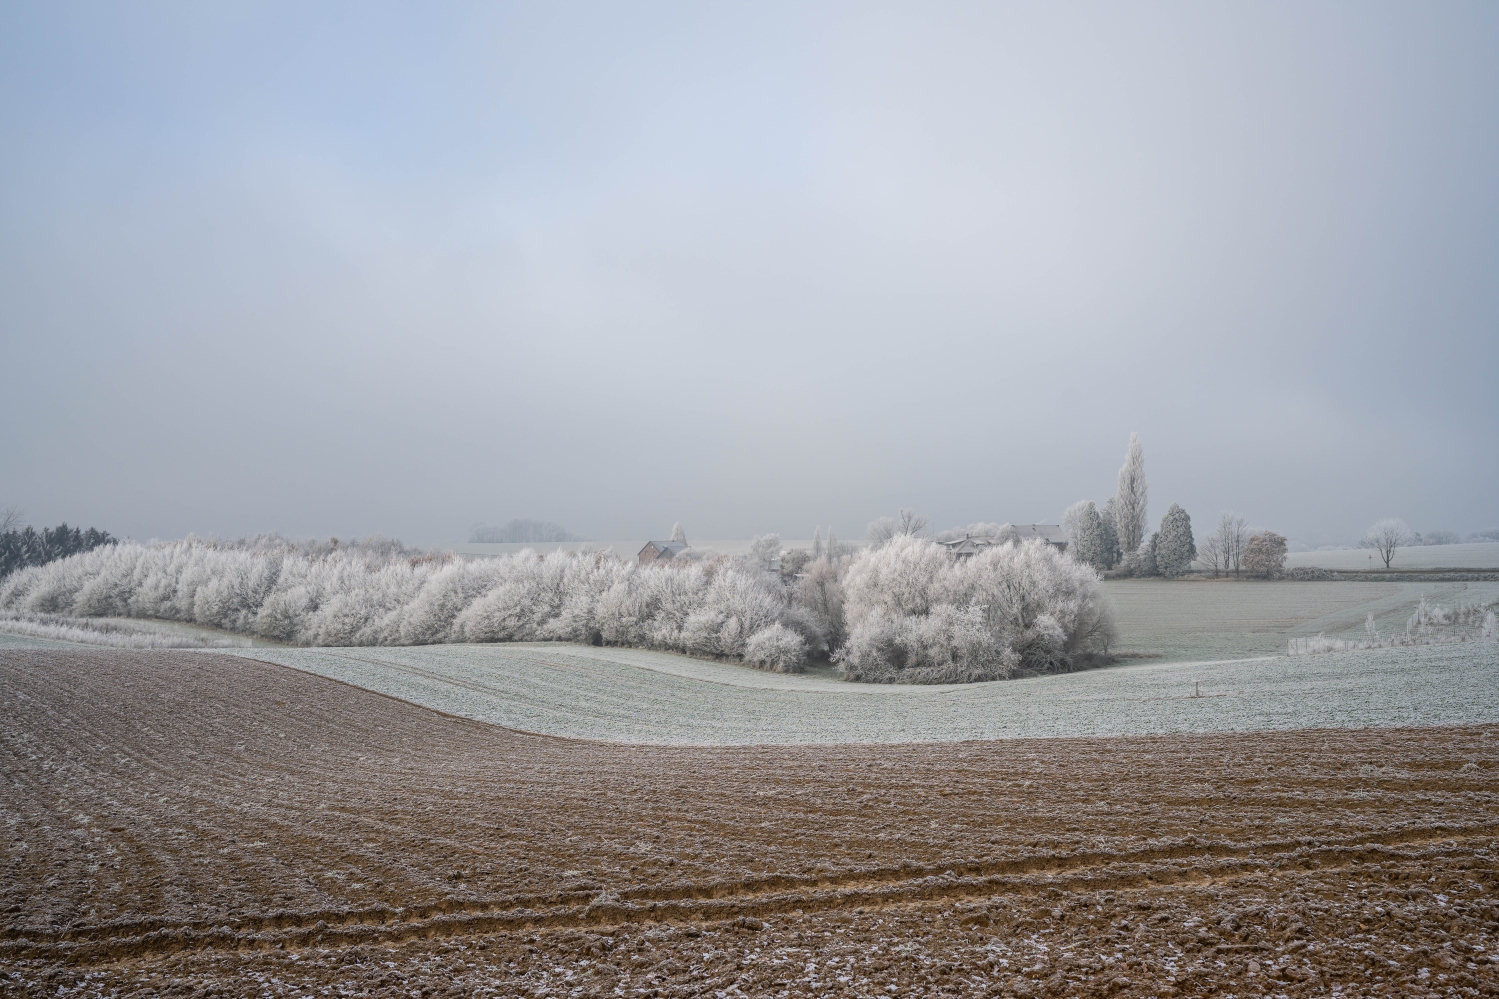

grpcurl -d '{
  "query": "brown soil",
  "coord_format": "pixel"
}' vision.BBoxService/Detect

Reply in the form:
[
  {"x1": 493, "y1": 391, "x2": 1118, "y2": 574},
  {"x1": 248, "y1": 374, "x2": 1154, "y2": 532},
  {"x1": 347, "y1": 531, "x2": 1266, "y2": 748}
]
[{"x1": 2, "y1": 649, "x2": 1496, "y2": 998}]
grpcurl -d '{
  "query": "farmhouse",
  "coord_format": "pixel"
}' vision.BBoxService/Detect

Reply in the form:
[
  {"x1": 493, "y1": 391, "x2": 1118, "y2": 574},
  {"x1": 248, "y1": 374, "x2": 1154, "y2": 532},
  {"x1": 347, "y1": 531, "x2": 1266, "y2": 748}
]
[
  {"x1": 638, "y1": 540, "x2": 691, "y2": 565},
  {"x1": 937, "y1": 524, "x2": 1068, "y2": 558}
]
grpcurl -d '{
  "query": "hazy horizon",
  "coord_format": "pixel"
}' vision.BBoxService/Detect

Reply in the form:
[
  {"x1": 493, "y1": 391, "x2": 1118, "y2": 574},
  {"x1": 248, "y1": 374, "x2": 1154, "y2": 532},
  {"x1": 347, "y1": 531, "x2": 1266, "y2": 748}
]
[{"x1": 3, "y1": 3, "x2": 1496, "y2": 549}]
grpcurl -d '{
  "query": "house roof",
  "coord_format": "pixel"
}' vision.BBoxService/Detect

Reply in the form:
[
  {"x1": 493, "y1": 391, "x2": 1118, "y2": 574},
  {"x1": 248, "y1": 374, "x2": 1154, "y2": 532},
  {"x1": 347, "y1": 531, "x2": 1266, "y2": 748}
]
[
  {"x1": 936, "y1": 535, "x2": 993, "y2": 553},
  {"x1": 1001, "y1": 524, "x2": 1067, "y2": 545},
  {"x1": 639, "y1": 540, "x2": 691, "y2": 558},
  {"x1": 936, "y1": 525, "x2": 1068, "y2": 550}
]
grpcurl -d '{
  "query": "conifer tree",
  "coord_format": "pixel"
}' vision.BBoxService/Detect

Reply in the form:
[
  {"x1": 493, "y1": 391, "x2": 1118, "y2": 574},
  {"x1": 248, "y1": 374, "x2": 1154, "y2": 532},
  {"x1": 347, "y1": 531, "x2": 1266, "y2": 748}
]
[
  {"x1": 1155, "y1": 504, "x2": 1196, "y2": 578},
  {"x1": 1062, "y1": 500, "x2": 1110, "y2": 571},
  {"x1": 1098, "y1": 501, "x2": 1122, "y2": 569}
]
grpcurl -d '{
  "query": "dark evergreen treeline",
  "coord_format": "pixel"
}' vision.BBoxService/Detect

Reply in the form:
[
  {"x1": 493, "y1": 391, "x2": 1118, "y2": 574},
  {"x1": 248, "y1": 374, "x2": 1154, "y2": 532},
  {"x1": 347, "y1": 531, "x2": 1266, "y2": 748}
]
[{"x1": 0, "y1": 523, "x2": 115, "y2": 578}]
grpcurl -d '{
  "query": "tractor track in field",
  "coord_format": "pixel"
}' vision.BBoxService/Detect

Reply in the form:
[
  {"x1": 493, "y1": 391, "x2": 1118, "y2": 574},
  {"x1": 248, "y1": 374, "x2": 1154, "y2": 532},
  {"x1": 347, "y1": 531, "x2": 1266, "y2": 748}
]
[
  {"x1": 3, "y1": 648, "x2": 1497, "y2": 998},
  {"x1": 3, "y1": 826, "x2": 1491, "y2": 964}
]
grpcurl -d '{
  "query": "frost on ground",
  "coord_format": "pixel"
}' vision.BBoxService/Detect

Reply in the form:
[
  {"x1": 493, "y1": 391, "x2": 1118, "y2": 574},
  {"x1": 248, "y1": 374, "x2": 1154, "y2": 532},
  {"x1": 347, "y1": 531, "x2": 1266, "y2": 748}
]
[
  {"x1": 202, "y1": 640, "x2": 1499, "y2": 745},
  {"x1": 0, "y1": 610, "x2": 251, "y2": 649},
  {"x1": 1104, "y1": 578, "x2": 1499, "y2": 662},
  {"x1": 1285, "y1": 540, "x2": 1499, "y2": 571},
  {"x1": 2, "y1": 649, "x2": 1495, "y2": 999},
  {"x1": 1288, "y1": 596, "x2": 1499, "y2": 655}
]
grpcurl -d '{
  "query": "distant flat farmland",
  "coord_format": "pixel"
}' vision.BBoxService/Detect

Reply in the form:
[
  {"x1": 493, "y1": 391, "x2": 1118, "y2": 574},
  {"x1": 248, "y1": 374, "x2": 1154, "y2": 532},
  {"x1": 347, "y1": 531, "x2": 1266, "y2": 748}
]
[
  {"x1": 1104, "y1": 577, "x2": 1499, "y2": 660},
  {"x1": 1284, "y1": 540, "x2": 1499, "y2": 570},
  {"x1": 448, "y1": 539, "x2": 867, "y2": 558}
]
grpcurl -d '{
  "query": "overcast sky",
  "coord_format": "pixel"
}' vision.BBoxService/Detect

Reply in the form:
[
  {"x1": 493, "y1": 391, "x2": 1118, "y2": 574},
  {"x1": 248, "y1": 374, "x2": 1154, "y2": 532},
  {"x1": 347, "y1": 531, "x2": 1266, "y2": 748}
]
[{"x1": 2, "y1": 2, "x2": 1495, "y2": 548}]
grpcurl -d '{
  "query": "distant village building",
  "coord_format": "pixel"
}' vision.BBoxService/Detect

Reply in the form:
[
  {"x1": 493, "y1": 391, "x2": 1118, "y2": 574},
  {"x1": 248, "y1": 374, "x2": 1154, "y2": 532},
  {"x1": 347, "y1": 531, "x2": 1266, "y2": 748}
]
[
  {"x1": 937, "y1": 524, "x2": 1068, "y2": 558},
  {"x1": 638, "y1": 540, "x2": 691, "y2": 565}
]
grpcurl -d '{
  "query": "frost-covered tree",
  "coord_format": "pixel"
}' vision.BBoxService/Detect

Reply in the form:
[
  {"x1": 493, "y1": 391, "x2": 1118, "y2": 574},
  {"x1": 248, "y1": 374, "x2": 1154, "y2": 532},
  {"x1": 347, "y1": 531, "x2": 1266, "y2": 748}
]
[
  {"x1": 1361, "y1": 518, "x2": 1412, "y2": 568},
  {"x1": 1198, "y1": 512, "x2": 1249, "y2": 578},
  {"x1": 1062, "y1": 501, "x2": 1110, "y2": 571},
  {"x1": 866, "y1": 509, "x2": 929, "y2": 545},
  {"x1": 747, "y1": 533, "x2": 782, "y2": 568},
  {"x1": 1242, "y1": 531, "x2": 1288, "y2": 577},
  {"x1": 1098, "y1": 502, "x2": 1121, "y2": 569},
  {"x1": 670, "y1": 522, "x2": 688, "y2": 544},
  {"x1": 0, "y1": 537, "x2": 815, "y2": 672},
  {"x1": 793, "y1": 556, "x2": 845, "y2": 653},
  {"x1": 812, "y1": 527, "x2": 823, "y2": 559},
  {"x1": 834, "y1": 536, "x2": 1116, "y2": 684},
  {"x1": 1154, "y1": 504, "x2": 1196, "y2": 578},
  {"x1": 1416, "y1": 530, "x2": 1459, "y2": 546},
  {"x1": 935, "y1": 522, "x2": 1004, "y2": 543},
  {"x1": 1110, "y1": 433, "x2": 1148, "y2": 554},
  {"x1": 779, "y1": 548, "x2": 812, "y2": 579},
  {"x1": 1119, "y1": 538, "x2": 1158, "y2": 578},
  {"x1": 468, "y1": 519, "x2": 584, "y2": 543}
]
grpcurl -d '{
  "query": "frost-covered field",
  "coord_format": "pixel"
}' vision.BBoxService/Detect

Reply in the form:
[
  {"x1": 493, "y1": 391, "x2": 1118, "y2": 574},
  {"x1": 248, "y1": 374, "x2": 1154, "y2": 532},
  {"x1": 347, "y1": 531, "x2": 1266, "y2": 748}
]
[
  {"x1": 1284, "y1": 541, "x2": 1499, "y2": 570},
  {"x1": 1105, "y1": 578, "x2": 1499, "y2": 660},
  {"x1": 5, "y1": 578, "x2": 1495, "y2": 744},
  {"x1": 193, "y1": 640, "x2": 1499, "y2": 745},
  {"x1": 0, "y1": 611, "x2": 253, "y2": 649}
]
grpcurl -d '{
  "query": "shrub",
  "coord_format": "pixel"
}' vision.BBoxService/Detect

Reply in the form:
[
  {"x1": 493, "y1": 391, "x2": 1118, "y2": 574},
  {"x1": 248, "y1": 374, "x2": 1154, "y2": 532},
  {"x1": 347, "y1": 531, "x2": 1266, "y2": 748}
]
[
  {"x1": 834, "y1": 536, "x2": 1117, "y2": 684},
  {"x1": 1242, "y1": 531, "x2": 1288, "y2": 577},
  {"x1": 1117, "y1": 538, "x2": 1158, "y2": 578},
  {"x1": 744, "y1": 623, "x2": 808, "y2": 673}
]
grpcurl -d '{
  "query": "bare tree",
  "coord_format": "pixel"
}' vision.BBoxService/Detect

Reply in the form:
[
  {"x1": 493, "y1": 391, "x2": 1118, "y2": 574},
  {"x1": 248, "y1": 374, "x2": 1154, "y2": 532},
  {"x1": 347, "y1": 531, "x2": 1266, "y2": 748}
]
[
  {"x1": 1110, "y1": 433, "x2": 1148, "y2": 553},
  {"x1": 1361, "y1": 518, "x2": 1413, "y2": 569},
  {"x1": 1199, "y1": 512, "x2": 1248, "y2": 577},
  {"x1": 1223, "y1": 512, "x2": 1249, "y2": 578},
  {"x1": 0, "y1": 506, "x2": 22, "y2": 534},
  {"x1": 866, "y1": 509, "x2": 928, "y2": 545},
  {"x1": 1197, "y1": 530, "x2": 1226, "y2": 578}
]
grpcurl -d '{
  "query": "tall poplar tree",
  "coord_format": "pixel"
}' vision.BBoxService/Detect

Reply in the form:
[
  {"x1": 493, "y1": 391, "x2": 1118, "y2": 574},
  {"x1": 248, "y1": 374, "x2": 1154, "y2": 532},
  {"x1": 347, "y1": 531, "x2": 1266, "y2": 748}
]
[{"x1": 1111, "y1": 433, "x2": 1149, "y2": 554}]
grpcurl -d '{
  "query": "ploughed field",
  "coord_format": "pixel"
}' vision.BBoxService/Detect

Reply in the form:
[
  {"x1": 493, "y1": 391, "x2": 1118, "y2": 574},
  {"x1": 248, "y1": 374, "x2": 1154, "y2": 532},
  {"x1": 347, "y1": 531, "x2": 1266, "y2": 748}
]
[{"x1": 4, "y1": 650, "x2": 1497, "y2": 998}]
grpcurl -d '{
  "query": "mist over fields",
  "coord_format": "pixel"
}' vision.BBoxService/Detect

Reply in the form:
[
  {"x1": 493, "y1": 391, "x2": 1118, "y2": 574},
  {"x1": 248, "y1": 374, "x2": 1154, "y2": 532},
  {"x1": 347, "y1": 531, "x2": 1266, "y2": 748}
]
[{"x1": 2, "y1": 3, "x2": 1497, "y2": 547}]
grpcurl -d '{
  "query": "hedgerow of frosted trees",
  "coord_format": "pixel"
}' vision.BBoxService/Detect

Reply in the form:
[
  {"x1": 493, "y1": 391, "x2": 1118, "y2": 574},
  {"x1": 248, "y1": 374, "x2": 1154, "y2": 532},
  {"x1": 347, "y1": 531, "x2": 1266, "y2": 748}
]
[
  {"x1": 1, "y1": 524, "x2": 1118, "y2": 684},
  {"x1": 0, "y1": 538, "x2": 817, "y2": 672}
]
